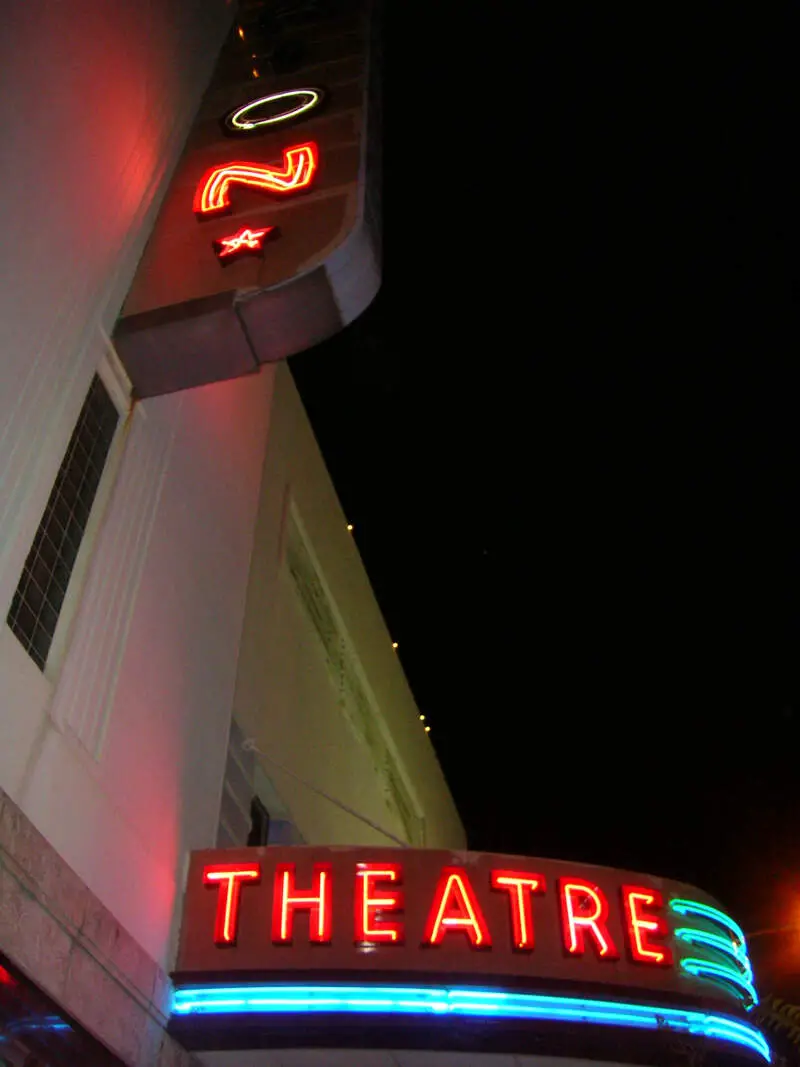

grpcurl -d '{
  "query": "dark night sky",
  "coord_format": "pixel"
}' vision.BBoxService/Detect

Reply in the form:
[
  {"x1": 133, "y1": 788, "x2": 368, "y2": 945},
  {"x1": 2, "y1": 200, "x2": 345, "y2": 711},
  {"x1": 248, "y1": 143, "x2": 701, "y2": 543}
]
[{"x1": 291, "y1": 5, "x2": 799, "y2": 994}]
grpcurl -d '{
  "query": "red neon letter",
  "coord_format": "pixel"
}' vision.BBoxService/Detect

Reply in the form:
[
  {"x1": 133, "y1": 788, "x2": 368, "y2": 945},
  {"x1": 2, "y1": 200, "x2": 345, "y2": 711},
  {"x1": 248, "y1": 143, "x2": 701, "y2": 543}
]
[
  {"x1": 355, "y1": 863, "x2": 404, "y2": 944},
  {"x1": 194, "y1": 142, "x2": 319, "y2": 215},
  {"x1": 272, "y1": 863, "x2": 332, "y2": 944},
  {"x1": 491, "y1": 869, "x2": 545, "y2": 951},
  {"x1": 559, "y1": 878, "x2": 619, "y2": 959},
  {"x1": 203, "y1": 863, "x2": 261, "y2": 945},
  {"x1": 622, "y1": 885, "x2": 673, "y2": 966},
  {"x1": 422, "y1": 867, "x2": 492, "y2": 948}
]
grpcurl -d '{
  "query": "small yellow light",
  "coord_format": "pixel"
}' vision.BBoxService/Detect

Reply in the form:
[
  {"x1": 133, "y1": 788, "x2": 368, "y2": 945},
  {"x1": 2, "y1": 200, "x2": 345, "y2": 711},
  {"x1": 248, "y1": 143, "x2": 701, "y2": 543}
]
[
  {"x1": 237, "y1": 25, "x2": 245, "y2": 39},
  {"x1": 425, "y1": 725, "x2": 431, "y2": 733},
  {"x1": 251, "y1": 67, "x2": 260, "y2": 78},
  {"x1": 419, "y1": 715, "x2": 425, "y2": 721},
  {"x1": 346, "y1": 523, "x2": 354, "y2": 532},
  {"x1": 392, "y1": 642, "x2": 398, "y2": 650}
]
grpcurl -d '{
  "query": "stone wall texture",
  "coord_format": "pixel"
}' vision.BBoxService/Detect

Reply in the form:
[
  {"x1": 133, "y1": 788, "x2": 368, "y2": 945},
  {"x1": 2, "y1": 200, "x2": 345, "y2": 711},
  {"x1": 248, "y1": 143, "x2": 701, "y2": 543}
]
[{"x1": 0, "y1": 785, "x2": 199, "y2": 1067}]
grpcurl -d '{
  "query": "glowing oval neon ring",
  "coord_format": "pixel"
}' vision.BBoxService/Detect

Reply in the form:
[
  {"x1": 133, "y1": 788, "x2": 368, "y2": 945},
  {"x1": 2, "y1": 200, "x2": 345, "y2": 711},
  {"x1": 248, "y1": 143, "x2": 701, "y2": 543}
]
[{"x1": 226, "y1": 89, "x2": 323, "y2": 132}]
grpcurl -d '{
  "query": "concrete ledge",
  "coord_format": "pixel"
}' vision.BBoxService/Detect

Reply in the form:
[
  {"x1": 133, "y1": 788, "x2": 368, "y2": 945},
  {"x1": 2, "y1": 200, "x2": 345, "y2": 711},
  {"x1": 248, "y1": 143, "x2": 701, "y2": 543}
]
[{"x1": 0, "y1": 786, "x2": 199, "y2": 1067}]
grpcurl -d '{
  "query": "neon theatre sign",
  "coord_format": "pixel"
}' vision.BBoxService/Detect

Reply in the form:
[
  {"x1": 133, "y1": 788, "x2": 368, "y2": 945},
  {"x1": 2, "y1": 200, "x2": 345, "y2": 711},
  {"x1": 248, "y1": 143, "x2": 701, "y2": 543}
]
[{"x1": 170, "y1": 847, "x2": 769, "y2": 1063}]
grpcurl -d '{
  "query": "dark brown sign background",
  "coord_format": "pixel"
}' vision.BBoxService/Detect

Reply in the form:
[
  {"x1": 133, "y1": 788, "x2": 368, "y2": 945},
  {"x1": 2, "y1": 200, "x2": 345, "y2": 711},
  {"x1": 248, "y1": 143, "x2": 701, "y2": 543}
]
[
  {"x1": 122, "y1": 0, "x2": 367, "y2": 318},
  {"x1": 113, "y1": 0, "x2": 380, "y2": 397}
]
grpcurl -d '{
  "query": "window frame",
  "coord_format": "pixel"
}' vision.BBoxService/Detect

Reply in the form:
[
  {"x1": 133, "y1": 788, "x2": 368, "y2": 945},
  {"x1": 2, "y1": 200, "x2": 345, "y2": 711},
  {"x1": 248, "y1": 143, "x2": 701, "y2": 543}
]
[
  {"x1": 6, "y1": 341, "x2": 133, "y2": 679},
  {"x1": 44, "y1": 345, "x2": 132, "y2": 680}
]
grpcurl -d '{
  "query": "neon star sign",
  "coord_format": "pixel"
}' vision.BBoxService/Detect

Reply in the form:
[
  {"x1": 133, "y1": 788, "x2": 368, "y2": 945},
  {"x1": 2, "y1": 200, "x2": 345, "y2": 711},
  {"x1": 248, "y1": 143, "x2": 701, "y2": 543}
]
[
  {"x1": 212, "y1": 225, "x2": 278, "y2": 262},
  {"x1": 224, "y1": 89, "x2": 324, "y2": 133},
  {"x1": 194, "y1": 142, "x2": 319, "y2": 216}
]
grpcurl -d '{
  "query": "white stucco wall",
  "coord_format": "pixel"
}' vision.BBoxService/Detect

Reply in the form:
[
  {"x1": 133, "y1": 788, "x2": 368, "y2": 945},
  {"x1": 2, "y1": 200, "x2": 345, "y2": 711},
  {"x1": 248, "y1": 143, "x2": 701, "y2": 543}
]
[
  {"x1": 0, "y1": 0, "x2": 238, "y2": 969},
  {"x1": 231, "y1": 364, "x2": 466, "y2": 852},
  {"x1": 0, "y1": 353, "x2": 463, "y2": 973},
  {"x1": 0, "y1": 0, "x2": 231, "y2": 622},
  {"x1": 1, "y1": 371, "x2": 275, "y2": 969},
  {"x1": 0, "y1": 0, "x2": 461, "y2": 968}
]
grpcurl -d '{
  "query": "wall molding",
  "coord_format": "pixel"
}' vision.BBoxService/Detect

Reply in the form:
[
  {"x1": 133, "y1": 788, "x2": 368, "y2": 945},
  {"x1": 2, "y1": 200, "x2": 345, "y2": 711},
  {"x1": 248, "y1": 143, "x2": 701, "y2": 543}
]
[
  {"x1": 48, "y1": 400, "x2": 177, "y2": 758},
  {"x1": 285, "y1": 503, "x2": 425, "y2": 846}
]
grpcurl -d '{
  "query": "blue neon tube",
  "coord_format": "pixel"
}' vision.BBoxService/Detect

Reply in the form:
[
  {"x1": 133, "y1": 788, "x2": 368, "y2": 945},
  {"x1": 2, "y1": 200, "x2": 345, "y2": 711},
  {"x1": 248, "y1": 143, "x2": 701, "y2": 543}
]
[{"x1": 171, "y1": 982, "x2": 770, "y2": 1061}]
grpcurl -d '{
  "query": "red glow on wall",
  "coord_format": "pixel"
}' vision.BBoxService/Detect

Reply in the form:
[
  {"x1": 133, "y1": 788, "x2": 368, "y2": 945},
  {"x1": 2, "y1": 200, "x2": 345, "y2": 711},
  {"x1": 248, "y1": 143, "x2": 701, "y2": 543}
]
[
  {"x1": 622, "y1": 885, "x2": 674, "y2": 966},
  {"x1": 355, "y1": 863, "x2": 405, "y2": 944},
  {"x1": 194, "y1": 143, "x2": 319, "y2": 215},
  {"x1": 491, "y1": 869, "x2": 545, "y2": 951},
  {"x1": 423, "y1": 867, "x2": 492, "y2": 948},
  {"x1": 203, "y1": 864, "x2": 261, "y2": 945},
  {"x1": 213, "y1": 225, "x2": 277, "y2": 261},
  {"x1": 559, "y1": 879, "x2": 619, "y2": 960},
  {"x1": 272, "y1": 863, "x2": 332, "y2": 944},
  {"x1": 0, "y1": 964, "x2": 16, "y2": 986}
]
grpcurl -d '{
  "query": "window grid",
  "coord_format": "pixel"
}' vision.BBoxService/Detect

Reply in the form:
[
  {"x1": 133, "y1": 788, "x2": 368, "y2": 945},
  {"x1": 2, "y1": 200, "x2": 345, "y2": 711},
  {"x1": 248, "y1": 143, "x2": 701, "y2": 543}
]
[{"x1": 7, "y1": 375, "x2": 119, "y2": 669}]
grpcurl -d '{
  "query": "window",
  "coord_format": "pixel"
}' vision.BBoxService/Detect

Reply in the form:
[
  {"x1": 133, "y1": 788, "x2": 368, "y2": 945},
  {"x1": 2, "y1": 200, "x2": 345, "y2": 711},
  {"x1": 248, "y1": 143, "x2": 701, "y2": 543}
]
[
  {"x1": 247, "y1": 796, "x2": 271, "y2": 846},
  {"x1": 217, "y1": 718, "x2": 302, "y2": 847},
  {"x1": 6, "y1": 374, "x2": 120, "y2": 670}
]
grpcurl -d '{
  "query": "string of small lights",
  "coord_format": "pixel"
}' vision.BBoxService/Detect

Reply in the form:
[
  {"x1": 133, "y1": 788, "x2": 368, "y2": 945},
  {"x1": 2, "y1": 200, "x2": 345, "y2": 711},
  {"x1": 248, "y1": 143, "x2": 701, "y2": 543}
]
[{"x1": 346, "y1": 521, "x2": 432, "y2": 737}]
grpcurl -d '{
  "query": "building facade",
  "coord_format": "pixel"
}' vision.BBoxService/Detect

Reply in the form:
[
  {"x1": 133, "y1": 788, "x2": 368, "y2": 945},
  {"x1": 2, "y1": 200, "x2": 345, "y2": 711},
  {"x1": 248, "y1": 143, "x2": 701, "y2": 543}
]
[
  {"x1": 0, "y1": 1, "x2": 446, "y2": 1064},
  {"x1": 0, "y1": 357, "x2": 460, "y2": 1066},
  {"x1": 171, "y1": 845, "x2": 770, "y2": 1066},
  {"x1": 0, "y1": 3, "x2": 772, "y2": 1066}
]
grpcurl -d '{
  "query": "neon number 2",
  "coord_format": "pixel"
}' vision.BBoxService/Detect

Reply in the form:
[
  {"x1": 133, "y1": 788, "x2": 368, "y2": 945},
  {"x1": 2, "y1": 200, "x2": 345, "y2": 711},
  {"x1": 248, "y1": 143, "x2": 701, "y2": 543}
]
[{"x1": 194, "y1": 143, "x2": 319, "y2": 215}]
